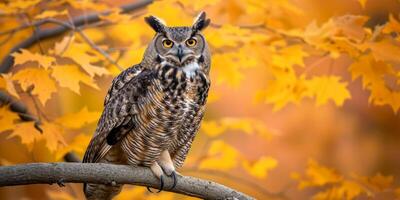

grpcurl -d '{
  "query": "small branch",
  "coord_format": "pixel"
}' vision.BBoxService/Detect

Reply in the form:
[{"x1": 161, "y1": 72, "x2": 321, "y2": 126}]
[
  {"x1": 76, "y1": 28, "x2": 124, "y2": 71},
  {"x1": 0, "y1": 163, "x2": 254, "y2": 200}
]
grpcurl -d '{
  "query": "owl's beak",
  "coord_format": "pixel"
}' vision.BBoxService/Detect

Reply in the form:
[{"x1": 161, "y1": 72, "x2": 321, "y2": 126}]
[{"x1": 176, "y1": 46, "x2": 184, "y2": 62}]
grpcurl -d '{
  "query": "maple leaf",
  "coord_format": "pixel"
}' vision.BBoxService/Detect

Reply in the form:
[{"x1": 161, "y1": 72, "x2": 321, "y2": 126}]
[
  {"x1": 242, "y1": 156, "x2": 278, "y2": 179},
  {"x1": 55, "y1": 134, "x2": 91, "y2": 160},
  {"x1": 55, "y1": 107, "x2": 101, "y2": 129},
  {"x1": 199, "y1": 140, "x2": 240, "y2": 170},
  {"x1": 0, "y1": 106, "x2": 19, "y2": 133},
  {"x1": 7, "y1": 122, "x2": 41, "y2": 148},
  {"x1": 12, "y1": 49, "x2": 55, "y2": 70},
  {"x1": 200, "y1": 120, "x2": 227, "y2": 137},
  {"x1": 305, "y1": 76, "x2": 351, "y2": 106},
  {"x1": 362, "y1": 39, "x2": 400, "y2": 63},
  {"x1": 60, "y1": 40, "x2": 109, "y2": 77},
  {"x1": 272, "y1": 45, "x2": 309, "y2": 68},
  {"x1": 51, "y1": 64, "x2": 100, "y2": 94},
  {"x1": 12, "y1": 67, "x2": 57, "y2": 105},
  {"x1": 0, "y1": 73, "x2": 19, "y2": 99},
  {"x1": 297, "y1": 159, "x2": 343, "y2": 189},
  {"x1": 41, "y1": 122, "x2": 67, "y2": 152},
  {"x1": 383, "y1": 14, "x2": 400, "y2": 34},
  {"x1": 349, "y1": 55, "x2": 395, "y2": 88}
]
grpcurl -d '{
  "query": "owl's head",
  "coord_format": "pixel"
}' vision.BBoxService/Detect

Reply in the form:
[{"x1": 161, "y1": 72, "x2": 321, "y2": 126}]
[{"x1": 142, "y1": 12, "x2": 211, "y2": 71}]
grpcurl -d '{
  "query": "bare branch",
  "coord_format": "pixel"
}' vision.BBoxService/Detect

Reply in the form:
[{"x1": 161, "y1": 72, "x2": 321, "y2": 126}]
[{"x1": 0, "y1": 162, "x2": 253, "y2": 200}]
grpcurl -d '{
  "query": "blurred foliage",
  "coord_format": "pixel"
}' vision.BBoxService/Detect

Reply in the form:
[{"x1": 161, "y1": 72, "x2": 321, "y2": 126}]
[{"x1": 0, "y1": 0, "x2": 400, "y2": 199}]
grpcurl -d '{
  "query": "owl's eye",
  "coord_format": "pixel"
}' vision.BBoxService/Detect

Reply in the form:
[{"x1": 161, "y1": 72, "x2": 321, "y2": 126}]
[
  {"x1": 162, "y1": 39, "x2": 174, "y2": 48},
  {"x1": 186, "y1": 38, "x2": 197, "y2": 47}
]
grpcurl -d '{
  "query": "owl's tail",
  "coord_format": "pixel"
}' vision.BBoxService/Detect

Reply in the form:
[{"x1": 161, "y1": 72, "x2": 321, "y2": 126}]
[{"x1": 84, "y1": 183, "x2": 123, "y2": 200}]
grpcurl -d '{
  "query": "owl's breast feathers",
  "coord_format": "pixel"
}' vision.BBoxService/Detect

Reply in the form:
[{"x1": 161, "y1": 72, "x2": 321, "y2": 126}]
[{"x1": 84, "y1": 62, "x2": 210, "y2": 167}]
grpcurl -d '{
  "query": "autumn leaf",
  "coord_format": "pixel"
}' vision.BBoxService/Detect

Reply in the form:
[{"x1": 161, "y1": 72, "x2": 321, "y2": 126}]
[
  {"x1": 0, "y1": 73, "x2": 19, "y2": 99},
  {"x1": 41, "y1": 122, "x2": 67, "y2": 152},
  {"x1": 12, "y1": 67, "x2": 57, "y2": 105},
  {"x1": 51, "y1": 64, "x2": 100, "y2": 94},
  {"x1": 12, "y1": 49, "x2": 55, "y2": 70},
  {"x1": 242, "y1": 156, "x2": 278, "y2": 179},
  {"x1": 305, "y1": 76, "x2": 351, "y2": 106},
  {"x1": 55, "y1": 134, "x2": 91, "y2": 161},
  {"x1": 272, "y1": 45, "x2": 309, "y2": 68},
  {"x1": 0, "y1": 106, "x2": 19, "y2": 133},
  {"x1": 296, "y1": 159, "x2": 343, "y2": 189},
  {"x1": 55, "y1": 107, "x2": 101, "y2": 129},
  {"x1": 200, "y1": 120, "x2": 226, "y2": 137},
  {"x1": 199, "y1": 140, "x2": 240, "y2": 170},
  {"x1": 60, "y1": 40, "x2": 109, "y2": 77},
  {"x1": 7, "y1": 122, "x2": 41, "y2": 148}
]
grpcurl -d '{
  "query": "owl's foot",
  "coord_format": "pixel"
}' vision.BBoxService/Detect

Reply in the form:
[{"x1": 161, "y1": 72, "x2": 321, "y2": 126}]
[
  {"x1": 158, "y1": 150, "x2": 178, "y2": 190},
  {"x1": 147, "y1": 162, "x2": 165, "y2": 193}
]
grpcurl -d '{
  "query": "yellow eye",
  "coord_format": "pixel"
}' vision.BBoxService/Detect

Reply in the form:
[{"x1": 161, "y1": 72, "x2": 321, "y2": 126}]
[
  {"x1": 186, "y1": 38, "x2": 197, "y2": 47},
  {"x1": 162, "y1": 39, "x2": 173, "y2": 48}
]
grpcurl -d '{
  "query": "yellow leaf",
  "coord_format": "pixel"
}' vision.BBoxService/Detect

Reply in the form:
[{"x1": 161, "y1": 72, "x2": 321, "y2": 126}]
[
  {"x1": 313, "y1": 181, "x2": 364, "y2": 200},
  {"x1": 12, "y1": 49, "x2": 55, "y2": 70},
  {"x1": 212, "y1": 53, "x2": 244, "y2": 86},
  {"x1": 369, "y1": 84, "x2": 400, "y2": 113},
  {"x1": 52, "y1": 35, "x2": 75, "y2": 56},
  {"x1": 199, "y1": 140, "x2": 240, "y2": 170},
  {"x1": 360, "y1": 173, "x2": 393, "y2": 191},
  {"x1": 383, "y1": 14, "x2": 400, "y2": 34},
  {"x1": 7, "y1": 122, "x2": 40, "y2": 148},
  {"x1": 61, "y1": 41, "x2": 109, "y2": 77},
  {"x1": 242, "y1": 156, "x2": 278, "y2": 179},
  {"x1": 305, "y1": 76, "x2": 351, "y2": 106},
  {"x1": 12, "y1": 67, "x2": 57, "y2": 105},
  {"x1": 272, "y1": 45, "x2": 309, "y2": 68},
  {"x1": 177, "y1": 0, "x2": 219, "y2": 10},
  {"x1": 362, "y1": 39, "x2": 400, "y2": 63},
  {"x1": 298, "y1": 159, "x2": 342, "y2": 189},
  {"x1": 34, "y1": 9, "x2": 68, "y2": 20},
  {"x1": 200, "y1": 120, "x2": 226, "y2": 137},
  {"x1": 0, "y1": 73, "x2": 19, "y2": 99},
  {"x1": 0, "y1": 106, "x2": 19, "y2": 133},
  {"x1": 349, "y1": 55, "x2": 395, "y2": 89},
  {"x1": 55, "y1": 107, "x2": 101, "y2": 129},
  {"x1": 51, "y1": 64, "x2": 100, "y2": 94},
  {"x1": 55, "y1": 134, "x2": 91, "y2": 160},
  {"x1": 41, "y1": 122, "x2": 67, "y2": 152}
]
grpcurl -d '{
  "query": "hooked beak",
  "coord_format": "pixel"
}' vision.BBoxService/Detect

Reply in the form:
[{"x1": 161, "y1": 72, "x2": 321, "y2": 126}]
[{"x1": 176, "y1": 45, "x2": 184, "y2": 62}]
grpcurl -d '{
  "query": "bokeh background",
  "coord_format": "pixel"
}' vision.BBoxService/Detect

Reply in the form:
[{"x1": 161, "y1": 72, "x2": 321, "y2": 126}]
[{"x1": 0, "y1": 0, "x2": 400, "y2": 199}]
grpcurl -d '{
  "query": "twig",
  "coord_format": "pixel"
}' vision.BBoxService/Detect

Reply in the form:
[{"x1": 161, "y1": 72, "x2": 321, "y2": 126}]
[
  {"x1": 0, "y1": 162, "x2": 254, "y2": 200},
  {"x1": 76, "y1": 28, "x2": 124, "y2": 71}
]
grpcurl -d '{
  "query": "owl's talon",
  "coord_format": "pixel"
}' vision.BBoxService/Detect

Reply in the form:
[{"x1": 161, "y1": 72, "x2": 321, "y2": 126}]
[
  {"x1": 147, "y1": 175, "x2": 164, "y2": 193},
  {"x1": 169, "y1": 171, "x2": 177, "y2": 190}
]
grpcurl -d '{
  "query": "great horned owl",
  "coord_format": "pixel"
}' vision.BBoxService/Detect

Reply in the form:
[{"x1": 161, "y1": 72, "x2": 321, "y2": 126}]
[{"x1": 83, "y1": 12, "x2": 211, "y2": 200}]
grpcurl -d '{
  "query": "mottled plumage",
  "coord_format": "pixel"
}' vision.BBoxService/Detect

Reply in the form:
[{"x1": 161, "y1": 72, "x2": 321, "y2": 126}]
[{"x1": 83, "y1": 12, "x2": 211, "y2": 200}]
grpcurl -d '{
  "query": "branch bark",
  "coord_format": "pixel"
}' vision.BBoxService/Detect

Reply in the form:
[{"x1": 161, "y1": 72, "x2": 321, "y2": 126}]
[
  {"x1": 0, "y1": 162, "x2": 253, "y2": 200},
  {"x1": 0, "y1": 0, "x2": 153, "y2": 73}
]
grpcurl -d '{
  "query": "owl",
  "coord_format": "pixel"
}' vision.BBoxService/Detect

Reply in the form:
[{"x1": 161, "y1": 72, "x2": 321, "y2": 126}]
[{"x1": 82, "y1": 12, "x2": 211, "y2": 200}]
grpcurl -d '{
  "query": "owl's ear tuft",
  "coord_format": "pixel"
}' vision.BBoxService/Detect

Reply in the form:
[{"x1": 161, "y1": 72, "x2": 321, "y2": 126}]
[
  {"x1": 192, "y1": 11, "x2": 211, "y2": 32},
  {"x1": 144, "y1": 15, "x2": 167, "y2": 33}
]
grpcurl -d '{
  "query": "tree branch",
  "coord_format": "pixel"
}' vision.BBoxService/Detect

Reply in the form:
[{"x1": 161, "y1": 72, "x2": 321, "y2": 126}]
[
  {"x1": 0, "y1": 162, "x2": 253, "y2": 200},
  {"x1": 0, "y1": 0, "x2": 153, "y2": 73}
]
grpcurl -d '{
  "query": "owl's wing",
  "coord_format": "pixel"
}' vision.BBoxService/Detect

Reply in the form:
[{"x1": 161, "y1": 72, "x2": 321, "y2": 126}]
[{"x1": 83, "y1": 65, "x2": 154, "y2": 163}]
